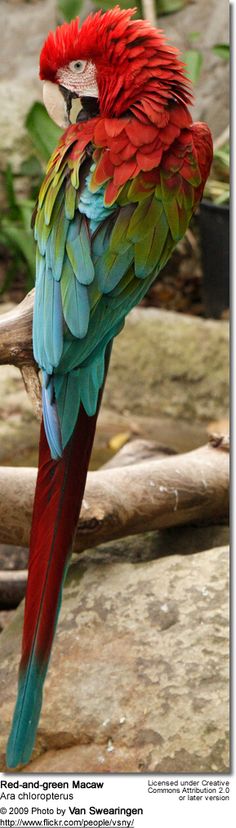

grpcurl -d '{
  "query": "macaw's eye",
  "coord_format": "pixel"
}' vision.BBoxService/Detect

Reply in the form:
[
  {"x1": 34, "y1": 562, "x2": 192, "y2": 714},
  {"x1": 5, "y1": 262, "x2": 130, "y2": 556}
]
[{"x1": 69, "y1": 60, "x2": 87, "y2": 73}]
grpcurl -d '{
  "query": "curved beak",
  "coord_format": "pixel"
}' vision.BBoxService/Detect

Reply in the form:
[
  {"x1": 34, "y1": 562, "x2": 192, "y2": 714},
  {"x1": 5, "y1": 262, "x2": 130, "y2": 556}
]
[
  {"x1": 43, "y1": 81, "x2": 71, "y2": 128},
  {"x1": 43, "y1": 80, "x2": 100, "y2": 129}
]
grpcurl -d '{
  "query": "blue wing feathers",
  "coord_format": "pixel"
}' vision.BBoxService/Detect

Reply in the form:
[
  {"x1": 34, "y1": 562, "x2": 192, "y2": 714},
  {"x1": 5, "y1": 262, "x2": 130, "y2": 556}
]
[
  {"x1": 55, "y1": 372, "x2": 82, "y2": 449},
  {"x1": 53, "y1": 280, "x2": 64, "y2": 357},
  {"x1": 33, "y1": 259, "x2": 53, "y2": 374},
  {"x1": 42, "y1": 384, "x2": 62, "y2": 460},
  {"x1": 95, "y1": 246, "x2": 133, "y2": 292},
  {"x1": 44, "y1": 274, "x2": 64, "y2": 367},
  {"x1": 42, "y1": 370, "x2": 53, "y2": 400},
  {"x1": 79, "y1": 172, "x2": 115, "y2": 232},
  {"x1": 34, "y1": 144, "x2": 175, "y2": 456},
  {"x1": 66, "y1": 218, "x2": 95, "y2": 285},
  {"x1": 60, "y1": 260, "x2": 90, "y2": 339}
]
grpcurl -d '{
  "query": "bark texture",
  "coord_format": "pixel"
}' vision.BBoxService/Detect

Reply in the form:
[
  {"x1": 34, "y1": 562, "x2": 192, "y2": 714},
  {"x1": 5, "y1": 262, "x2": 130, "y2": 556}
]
[{"x1": 0, "y1": 442, "x2": 229, "y2": 553}]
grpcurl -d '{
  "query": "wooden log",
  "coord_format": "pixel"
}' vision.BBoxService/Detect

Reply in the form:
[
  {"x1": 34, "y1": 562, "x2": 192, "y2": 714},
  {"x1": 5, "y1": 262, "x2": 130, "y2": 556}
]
[
  {"x1": 0, "y1": 571, "x2": 27, "y2": 609},
  {"x1": 0, "y1": 290, "x2": 34, "y2": 367},
  {"x1": 142, "y1": 1, "x2": 157, "y2": 27},
  {"x1": 0, "y1": 291, "x2": 43, "y2": 417},
  {"x1": 0, "y1": 442, "x2": 229, "y2": 554},
  {"x1": 102, "y1": 439, "x2": 176, "y2": 469}
]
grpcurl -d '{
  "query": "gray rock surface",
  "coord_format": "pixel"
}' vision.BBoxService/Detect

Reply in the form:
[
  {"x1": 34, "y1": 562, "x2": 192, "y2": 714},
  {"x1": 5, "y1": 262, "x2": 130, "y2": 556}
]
[
  {"x1": 0, "y1": 362, "x2": 40, "y2": 467},
  {"x1": 156, "y1": 0, "x2": 229, "y2": 140},
  {"x1": 0, "y1": 0, "x2": 56, "y2": 173},
  {"x1": 0, "y1": 530, "x2": 229, "y2": 772},
  {"x1": 104, "y1": 308, "x2": 229, "y2": 423}
]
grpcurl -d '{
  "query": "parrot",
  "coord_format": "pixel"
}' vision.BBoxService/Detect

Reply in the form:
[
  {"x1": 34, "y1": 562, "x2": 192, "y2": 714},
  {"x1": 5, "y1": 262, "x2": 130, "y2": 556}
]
[{"x1": 6, "y1": 5, "x2": 213, "y2": 768}]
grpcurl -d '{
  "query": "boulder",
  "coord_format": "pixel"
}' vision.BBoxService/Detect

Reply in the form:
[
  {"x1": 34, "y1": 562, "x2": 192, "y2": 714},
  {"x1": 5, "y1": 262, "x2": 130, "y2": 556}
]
[
  {"x1": 0, "y1": 529, "x2": 229, "y2": 772},
  {"x1": 0, "y1": 0, "x2": 56, "y2": 172},
  {"x1": 104, "y1": 308, "x2": 229, "y2": 424},
  {"x1": 156, "y1": 0, "x2": 229, "y2": 140}
]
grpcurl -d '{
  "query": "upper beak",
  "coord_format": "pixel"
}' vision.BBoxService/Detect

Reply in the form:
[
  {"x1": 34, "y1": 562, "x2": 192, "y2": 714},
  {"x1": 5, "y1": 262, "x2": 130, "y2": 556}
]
[
  {"x1": 43, "y1": 81, "x2": 71, "y2": 128},
  {"x1": 43, "y1": 81, "x2": 82, "y2": 128},
  {"x1": 42, "y1": 81, "x2": 99, "y2": 130}
]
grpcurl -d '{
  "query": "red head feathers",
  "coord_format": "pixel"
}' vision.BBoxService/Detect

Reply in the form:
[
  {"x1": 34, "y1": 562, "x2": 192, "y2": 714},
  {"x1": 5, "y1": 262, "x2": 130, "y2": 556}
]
[{"x1": 40, "y1": 6, "x2": 192, "y2": 117}]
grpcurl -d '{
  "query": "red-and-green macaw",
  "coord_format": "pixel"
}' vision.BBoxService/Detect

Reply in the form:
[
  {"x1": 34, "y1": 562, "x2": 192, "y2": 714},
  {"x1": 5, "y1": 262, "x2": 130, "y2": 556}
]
[{"x1": 6, "y1": 5, "x2": 213, "y2": 768}]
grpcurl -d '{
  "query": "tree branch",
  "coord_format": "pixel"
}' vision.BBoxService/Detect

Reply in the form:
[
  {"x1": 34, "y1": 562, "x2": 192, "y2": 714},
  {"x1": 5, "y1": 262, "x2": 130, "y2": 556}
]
[
  {"x1": 0, "y1": 571, "x2": 27, "y2": 609},
  {"x1": 0, "y1": 290, "x2": 34, "y2": 367},
  {"x1": 141, "y1": 0, "x2": 157, "y2": 26},
  {"x1": 0, "y1": 442, "x2": 229, "y2": 554},
  {"x1": 0, "y1": 290, "x2": 43, "y2": 417}
]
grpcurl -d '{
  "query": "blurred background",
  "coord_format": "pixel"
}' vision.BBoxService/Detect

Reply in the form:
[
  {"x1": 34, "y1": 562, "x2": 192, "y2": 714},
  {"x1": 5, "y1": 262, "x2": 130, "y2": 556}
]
[{"x1": 0, "y1": 0, "x2": 229, "y2": 310}]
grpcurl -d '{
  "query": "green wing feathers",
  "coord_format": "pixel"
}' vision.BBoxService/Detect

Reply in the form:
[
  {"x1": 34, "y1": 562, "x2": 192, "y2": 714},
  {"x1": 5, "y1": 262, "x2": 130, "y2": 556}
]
[{"x1": 33, "y1": 117, "x2": 207, "y2": 456}]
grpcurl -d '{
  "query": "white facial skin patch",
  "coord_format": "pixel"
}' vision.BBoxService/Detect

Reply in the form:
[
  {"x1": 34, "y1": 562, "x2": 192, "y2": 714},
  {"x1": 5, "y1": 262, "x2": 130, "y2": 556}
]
[{"x1": 56, "y1": 61, "x2": 98, "y2": 98}]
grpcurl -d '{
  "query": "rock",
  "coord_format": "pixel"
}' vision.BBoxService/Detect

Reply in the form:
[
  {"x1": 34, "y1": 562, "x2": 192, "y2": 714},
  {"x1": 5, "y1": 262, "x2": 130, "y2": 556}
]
[
  {"x1": 157, "y1": 0, "x2": 229, "y2": 141},
  {"x1": 0, "y1": 0, "x2": 56, "y2": 173},
  {"x1": 0, "y1": 362, "x2": 40, "y2": 466},
  {"x1": 0, "y1": 570, "x2": 27, "y2": 609},
  {"x1": 0, "y1": 544, "x2": 28, "y2": 571},
  {"x1": 77, "y1": 524, "x2": 229, "y2": 565},
  {"x1": 102, "y1": 438, "x2": 177, "y2": 469},
  {"x1": 104, "y1": 308, "x2": 229, "y2": 424},
  {"x1": 0, "y1": 304, "x2": 38, "y2": 467},
  {"x1": 0, "y1": 610, "x2": 15, "y2": 633},
  {"x1": 0, "y1": 532, "x2": 229, "y2": 772}
]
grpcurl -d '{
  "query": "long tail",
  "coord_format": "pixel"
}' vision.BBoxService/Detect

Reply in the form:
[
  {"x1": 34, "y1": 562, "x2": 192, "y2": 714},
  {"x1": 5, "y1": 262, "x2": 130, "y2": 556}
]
[{"x1": 6, "y1": 365, "x2": 107, "y2": 768}]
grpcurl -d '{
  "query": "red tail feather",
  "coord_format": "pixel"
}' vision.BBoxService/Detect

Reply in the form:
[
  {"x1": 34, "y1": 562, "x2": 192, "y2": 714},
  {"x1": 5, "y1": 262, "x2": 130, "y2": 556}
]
[{"x1": 21, "y1": 404, "x2": 98, "y2": 668}]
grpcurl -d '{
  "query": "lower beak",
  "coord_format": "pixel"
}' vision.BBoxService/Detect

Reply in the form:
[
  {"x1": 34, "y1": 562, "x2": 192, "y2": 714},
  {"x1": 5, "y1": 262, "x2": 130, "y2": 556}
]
[
  {"x1": 59, "y1": 85, "x2": 80, "y2": 124},
  {"x1": 60, "y1": 89, "x2": 100, "y2": 124}
]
